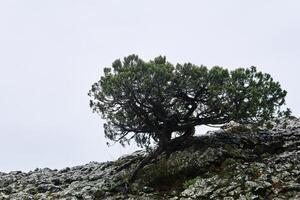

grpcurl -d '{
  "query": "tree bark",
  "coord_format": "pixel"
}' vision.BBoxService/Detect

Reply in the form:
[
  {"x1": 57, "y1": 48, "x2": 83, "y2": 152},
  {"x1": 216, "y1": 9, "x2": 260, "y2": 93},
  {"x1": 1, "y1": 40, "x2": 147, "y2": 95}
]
[
  {"x1": 128, "y1": 130, "x2": 171, "y2": 183},
  {"x1": 158, "y1": 131, "x2": 172, "y2": 147},
  {"x1": 128, "y1": 146, "x2": 164, "y2": 183},
  {"x1": 128, "y1": 128, "x2": 194, "y2": 183},
  {"x1": 166, "y1": 126, "x2": 195, "y2": 153}
]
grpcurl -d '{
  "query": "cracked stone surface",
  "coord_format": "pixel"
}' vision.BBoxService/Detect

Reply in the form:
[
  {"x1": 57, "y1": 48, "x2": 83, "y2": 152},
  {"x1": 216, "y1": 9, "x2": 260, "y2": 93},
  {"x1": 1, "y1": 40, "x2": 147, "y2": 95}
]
[{"x1": 1, "y1": 118, "x2": 300, "y2": 199}]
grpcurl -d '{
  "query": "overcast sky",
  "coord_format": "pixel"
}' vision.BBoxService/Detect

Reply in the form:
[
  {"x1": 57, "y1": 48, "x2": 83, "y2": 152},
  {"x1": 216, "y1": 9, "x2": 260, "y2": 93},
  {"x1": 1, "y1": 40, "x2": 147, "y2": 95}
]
[{"x1": 0, "y1": 0, "x2": 299, "y2": 172}]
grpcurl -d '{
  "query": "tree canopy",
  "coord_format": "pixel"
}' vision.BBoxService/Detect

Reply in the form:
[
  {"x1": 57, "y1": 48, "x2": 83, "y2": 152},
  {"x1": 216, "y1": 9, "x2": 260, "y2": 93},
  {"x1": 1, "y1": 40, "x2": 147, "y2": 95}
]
[{"x1": 89, "y1": 55, "x2": 290, "y2": 149}]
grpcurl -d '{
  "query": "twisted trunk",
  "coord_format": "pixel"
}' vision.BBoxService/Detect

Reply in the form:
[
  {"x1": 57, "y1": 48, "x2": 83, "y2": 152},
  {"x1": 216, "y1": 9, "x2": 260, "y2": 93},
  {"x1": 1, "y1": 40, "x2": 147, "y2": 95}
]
[
  {"x1": 129, "y1": 130, "x2": 171, "y2": 183},
  {"x1": 158, "y1": 130, "x2": 172, "y2": 148},
  {"x1": 129, "y1": 127, "x2": 195, "y2": 183},
  {"x1": 128, "y1": 146, "x2": 164, "y2": 183}
]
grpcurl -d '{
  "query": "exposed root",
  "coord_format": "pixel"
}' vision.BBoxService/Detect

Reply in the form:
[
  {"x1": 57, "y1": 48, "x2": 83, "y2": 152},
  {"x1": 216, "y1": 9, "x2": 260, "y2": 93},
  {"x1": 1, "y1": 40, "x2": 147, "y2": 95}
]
[{"x1": 128, "y1": 147, "x2": 164, "y2": 183}]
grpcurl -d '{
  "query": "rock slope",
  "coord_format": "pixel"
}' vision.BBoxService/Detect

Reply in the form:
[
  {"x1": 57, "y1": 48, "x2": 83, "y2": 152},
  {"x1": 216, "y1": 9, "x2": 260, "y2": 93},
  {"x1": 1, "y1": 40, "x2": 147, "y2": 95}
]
[{"x1": 1, "y1": 118, "x2": 300, "y2": 200}]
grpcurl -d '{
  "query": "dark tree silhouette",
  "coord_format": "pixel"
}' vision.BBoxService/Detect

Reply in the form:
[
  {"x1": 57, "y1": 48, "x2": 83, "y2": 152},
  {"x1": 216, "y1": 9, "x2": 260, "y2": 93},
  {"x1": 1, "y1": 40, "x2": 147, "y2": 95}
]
[
  {"x1": 89, "y1": 55, "x2": 289, "y2": 148},
  {"x1": 89, "y1": 55, "x2": 290, "y2": 182}
]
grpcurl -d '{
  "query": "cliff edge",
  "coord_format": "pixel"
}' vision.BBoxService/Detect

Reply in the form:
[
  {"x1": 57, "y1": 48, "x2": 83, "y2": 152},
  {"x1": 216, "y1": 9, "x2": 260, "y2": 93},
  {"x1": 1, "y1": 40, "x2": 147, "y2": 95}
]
[{"x1": 1, "y1": 118, "x2": 300, "y2": 200}]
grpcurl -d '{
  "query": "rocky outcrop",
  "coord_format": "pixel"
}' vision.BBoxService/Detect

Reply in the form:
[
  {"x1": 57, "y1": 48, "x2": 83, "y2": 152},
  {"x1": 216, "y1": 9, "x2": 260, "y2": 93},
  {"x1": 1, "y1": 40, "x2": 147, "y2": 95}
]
[{"x1": 1, "y1": 118, "x2": 300, "y2": 199}]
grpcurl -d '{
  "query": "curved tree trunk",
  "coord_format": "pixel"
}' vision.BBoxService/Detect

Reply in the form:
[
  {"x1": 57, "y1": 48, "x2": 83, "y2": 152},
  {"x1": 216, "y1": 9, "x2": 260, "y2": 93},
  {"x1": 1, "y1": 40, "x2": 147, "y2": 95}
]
[
  {"x1": 129, "y1": 130, "x2": 172, "y2": 183},
  {"x1": 128, "y1": 146, "x2": 164, "y2": 183},
  {"x1": 129, "y1": 128, "x2": 195, "y2": 183},
  {"x1": 158, "y1": 130, "x2": 172, "y2": 148},
  {"x1": 166, "y1": 126, "x2": 195, "y2": 153}
]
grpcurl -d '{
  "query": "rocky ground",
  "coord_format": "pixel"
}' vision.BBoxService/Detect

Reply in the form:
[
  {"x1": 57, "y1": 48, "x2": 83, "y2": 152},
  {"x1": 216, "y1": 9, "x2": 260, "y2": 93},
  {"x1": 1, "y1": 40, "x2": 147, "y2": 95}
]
[{"x1": 1, "y1": 118, "x2": 300, "y2": 200}]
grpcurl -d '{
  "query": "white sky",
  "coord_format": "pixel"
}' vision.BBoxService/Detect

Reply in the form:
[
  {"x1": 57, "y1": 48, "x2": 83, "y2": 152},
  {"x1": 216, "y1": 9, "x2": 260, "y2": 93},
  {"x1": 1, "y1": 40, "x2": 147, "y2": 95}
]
[{"x1": 0, "y1": 0, "x2": 299, "y2": 172}]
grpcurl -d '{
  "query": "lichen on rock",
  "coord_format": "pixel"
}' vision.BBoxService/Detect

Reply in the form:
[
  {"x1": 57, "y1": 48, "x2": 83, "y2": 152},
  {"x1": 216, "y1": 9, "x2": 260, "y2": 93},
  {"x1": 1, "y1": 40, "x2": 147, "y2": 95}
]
[{"x1": 1, "y1": 118, "x2": 300, "y2": 199}]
